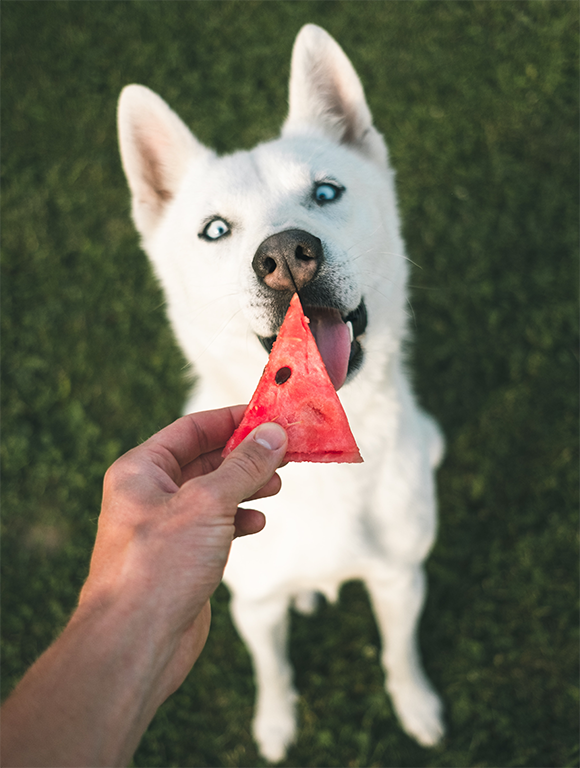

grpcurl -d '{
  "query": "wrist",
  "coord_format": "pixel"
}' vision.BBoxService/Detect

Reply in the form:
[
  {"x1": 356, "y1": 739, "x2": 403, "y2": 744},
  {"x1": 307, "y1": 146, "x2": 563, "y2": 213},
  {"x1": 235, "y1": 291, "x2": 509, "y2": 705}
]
[
  {"x1": 1, "y1": 588, "x2": 185, "y2": 768},
  {"x1": 74, "y1": 583, "x2": 183, "y2": 703},
  {"x1": 78, "y1": 566, "x2": 208, "y2": 659},
  {"x1": 70, "y1": 594, "x2": 175, "y2": 765},
  {"x1": 77, "y1": 574, "x2": 211, "y2": 706}
]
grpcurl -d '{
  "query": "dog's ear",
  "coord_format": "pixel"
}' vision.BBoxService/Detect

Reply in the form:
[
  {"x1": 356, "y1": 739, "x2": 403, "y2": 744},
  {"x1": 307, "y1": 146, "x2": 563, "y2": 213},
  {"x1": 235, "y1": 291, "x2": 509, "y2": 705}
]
[
  {"x1": 118, "y1": 85, "x2": 210, "y2": 238},
  {"x1": 282, "y1": 25, "x2": 387, "y2": 166}
]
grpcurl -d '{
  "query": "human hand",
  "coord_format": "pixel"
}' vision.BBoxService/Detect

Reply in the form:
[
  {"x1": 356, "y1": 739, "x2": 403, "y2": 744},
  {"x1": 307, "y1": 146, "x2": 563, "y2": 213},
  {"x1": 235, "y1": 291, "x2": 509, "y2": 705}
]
[
  {"x1": 1, "y1": 408, "x2": 287, "y2": 768},
  {"x1": 78, "y1": 406, "x2": 287, "y2": 707}
]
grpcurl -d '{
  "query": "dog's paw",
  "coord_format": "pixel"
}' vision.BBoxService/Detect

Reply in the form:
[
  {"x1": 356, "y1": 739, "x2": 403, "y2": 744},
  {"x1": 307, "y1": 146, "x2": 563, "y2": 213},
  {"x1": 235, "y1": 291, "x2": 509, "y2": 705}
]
[
  {"x1": 293, "y1": 590, "x2": 319, "y2": 615},
  {"x1": 254, "y1": 694, "x2": 297, "y2": 763},
  {"x1": 388, "y1": 678, "x2": 445, "y2": 747}
]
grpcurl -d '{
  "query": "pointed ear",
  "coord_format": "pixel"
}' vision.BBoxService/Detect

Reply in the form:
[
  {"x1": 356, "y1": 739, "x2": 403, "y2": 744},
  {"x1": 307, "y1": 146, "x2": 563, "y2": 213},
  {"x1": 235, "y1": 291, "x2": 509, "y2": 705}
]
[
  {"x1": 118, "y1": 85, "x2": 210, "y2": 238},
  {"x1": 282, "y1": 25, "x2": 387, "y2": 167}
]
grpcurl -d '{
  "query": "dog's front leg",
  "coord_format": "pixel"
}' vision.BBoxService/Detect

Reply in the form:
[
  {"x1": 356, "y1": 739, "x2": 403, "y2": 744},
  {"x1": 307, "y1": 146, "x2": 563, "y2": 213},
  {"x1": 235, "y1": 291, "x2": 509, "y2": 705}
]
[
  {"x1": 230, "y1": 594, "x2": 297, "y2": 763},
  {"x1": 366, "y1": 563, "x2": 445, "y2": 747}
]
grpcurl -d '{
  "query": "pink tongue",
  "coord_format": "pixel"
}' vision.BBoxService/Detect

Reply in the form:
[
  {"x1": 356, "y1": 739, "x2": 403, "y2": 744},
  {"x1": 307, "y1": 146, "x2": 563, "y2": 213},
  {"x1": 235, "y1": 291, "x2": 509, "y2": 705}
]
[{"x1": 305, "y1": 307, "x2": 351, "y2": 391}]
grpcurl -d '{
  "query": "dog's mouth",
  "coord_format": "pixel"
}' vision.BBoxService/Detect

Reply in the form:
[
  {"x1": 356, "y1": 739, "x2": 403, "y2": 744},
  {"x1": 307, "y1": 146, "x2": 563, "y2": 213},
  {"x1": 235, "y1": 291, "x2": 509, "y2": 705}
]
[{"x1": 257, "y1": 298, "x2": 367, "y2": 391}]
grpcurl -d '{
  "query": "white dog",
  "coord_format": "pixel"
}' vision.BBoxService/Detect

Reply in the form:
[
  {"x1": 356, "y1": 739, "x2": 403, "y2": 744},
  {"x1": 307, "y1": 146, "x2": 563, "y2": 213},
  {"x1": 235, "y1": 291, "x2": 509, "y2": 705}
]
[{"x1": 118, "y1": 24, "x2": 445, "y2": 762}]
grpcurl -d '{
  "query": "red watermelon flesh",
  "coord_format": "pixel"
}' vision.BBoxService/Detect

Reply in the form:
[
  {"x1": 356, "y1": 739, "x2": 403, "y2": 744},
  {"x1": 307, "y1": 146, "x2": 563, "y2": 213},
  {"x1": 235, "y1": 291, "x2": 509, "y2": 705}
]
[{"x1": 223, "y1": 294, "x2": 363, "y2": 463}]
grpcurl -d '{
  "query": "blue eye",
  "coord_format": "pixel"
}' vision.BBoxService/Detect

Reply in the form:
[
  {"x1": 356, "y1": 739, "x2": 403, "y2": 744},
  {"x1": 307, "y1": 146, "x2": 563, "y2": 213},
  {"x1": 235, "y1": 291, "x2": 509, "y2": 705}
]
[
  {"x1": 314, "y1": 182, "x2": 343, "y2": 205},
  {"x1": 200, "y1": 218, "x2": 230, "y2": 241}
]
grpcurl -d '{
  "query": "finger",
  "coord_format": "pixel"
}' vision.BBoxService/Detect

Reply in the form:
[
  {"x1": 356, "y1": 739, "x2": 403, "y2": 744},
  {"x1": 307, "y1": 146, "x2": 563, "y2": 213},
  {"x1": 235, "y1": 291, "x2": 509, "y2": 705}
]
[
  {"x1": 233, "y1": 507, "x2": 266, "y2": 538},
  {"x1": 181, "y1": 453, "x2": 282, "y2": 499},
  {"x1": 243, "y1": 471, "x2": 282, "y2": 501},
  {"x1": 180, "y1": 447, "x2": 227, "y2": 484},
  {"x1": 198, "y1": 423, "x2": 287, "y2": 506},
  {"x1": 138, "y1": 405, "x2": 248, "y2": 481}
]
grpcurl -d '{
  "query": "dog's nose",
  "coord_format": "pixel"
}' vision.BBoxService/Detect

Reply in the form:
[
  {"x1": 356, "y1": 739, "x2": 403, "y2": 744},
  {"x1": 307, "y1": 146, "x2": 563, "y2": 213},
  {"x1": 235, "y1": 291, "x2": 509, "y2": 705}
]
[{"x1": 252, "y1": 229, "x2": 322, "y2": 291}]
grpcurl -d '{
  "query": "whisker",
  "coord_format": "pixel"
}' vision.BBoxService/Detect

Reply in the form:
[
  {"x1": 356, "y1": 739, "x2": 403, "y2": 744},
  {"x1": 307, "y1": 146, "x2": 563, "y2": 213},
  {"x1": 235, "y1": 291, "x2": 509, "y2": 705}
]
[
  {"x1": 152, "y1": 298, "x2": 167, "y2": 312},
  {"x1": 408, "y1": 283, "x2": 441, "y2": 291},
  {"x1": 358, "y1": 280, "x2": 415, "y2": 323},
  {"x1": 344, "y1": 223, "x2": 384, "y2": 248},
  {"x1": 358, "y1": 281, "x2": 392, "y2": 304},
  {"x1": 354, "y1": 249, "x2": 424, "y2": 271},
  {"x1": 190, "y1": 308, "x2": 245, "y2": 366},
  {"x1": 180, "y1": 290, "x2": 240, "y2": 324},
  {"x1": 148, "y1": 283, "x2": 240, "y2": 317},
  {"x1": 406, "y1": 297, "x2": 417, "y2": 328},
  {"x1": 345, "y1": 237, "x2": 424, "y2": 270},
  {"x1": 356, "y1": 267, "x2": 396, "y2": 283}
]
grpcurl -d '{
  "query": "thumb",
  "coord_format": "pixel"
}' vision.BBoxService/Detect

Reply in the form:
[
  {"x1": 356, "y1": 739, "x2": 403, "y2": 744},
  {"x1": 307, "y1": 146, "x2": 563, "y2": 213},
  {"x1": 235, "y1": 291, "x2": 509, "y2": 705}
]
[{"x1": 210, "y1": 422, "x2": 288, "y2": 505}]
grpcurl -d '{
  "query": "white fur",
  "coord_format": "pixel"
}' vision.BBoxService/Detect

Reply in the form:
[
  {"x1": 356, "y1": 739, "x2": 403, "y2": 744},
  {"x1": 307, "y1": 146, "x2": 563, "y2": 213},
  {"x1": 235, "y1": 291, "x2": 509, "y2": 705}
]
[{"x1": 118, "y1": 24, "x2": 445, "y2": 762}]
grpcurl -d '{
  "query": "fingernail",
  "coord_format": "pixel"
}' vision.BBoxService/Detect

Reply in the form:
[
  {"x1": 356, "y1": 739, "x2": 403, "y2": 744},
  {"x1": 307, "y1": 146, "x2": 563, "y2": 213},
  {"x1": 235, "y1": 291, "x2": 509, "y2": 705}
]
[{"x1": 253, "y1": 423, "x2": 286, "y2": 451}]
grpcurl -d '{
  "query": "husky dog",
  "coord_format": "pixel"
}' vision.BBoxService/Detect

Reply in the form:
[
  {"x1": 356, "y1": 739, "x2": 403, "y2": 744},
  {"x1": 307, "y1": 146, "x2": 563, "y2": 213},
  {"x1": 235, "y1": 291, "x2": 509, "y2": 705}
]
[{"x1": 118, "y1": 24, "x2": 445, "y2": 762}]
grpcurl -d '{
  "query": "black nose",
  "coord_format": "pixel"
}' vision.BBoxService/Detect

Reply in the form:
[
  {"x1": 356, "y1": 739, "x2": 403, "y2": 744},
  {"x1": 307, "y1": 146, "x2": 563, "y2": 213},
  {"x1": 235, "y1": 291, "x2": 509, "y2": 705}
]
[{"x1": 252, "y1": 229, "x2": 323, "y2": 291}]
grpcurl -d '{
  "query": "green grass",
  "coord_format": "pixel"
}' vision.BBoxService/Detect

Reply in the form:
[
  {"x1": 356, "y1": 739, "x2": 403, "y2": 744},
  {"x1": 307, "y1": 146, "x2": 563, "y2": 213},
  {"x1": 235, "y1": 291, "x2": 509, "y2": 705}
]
[{"x1": 2, "y1": 2, "x2": 578, "y2": 766}]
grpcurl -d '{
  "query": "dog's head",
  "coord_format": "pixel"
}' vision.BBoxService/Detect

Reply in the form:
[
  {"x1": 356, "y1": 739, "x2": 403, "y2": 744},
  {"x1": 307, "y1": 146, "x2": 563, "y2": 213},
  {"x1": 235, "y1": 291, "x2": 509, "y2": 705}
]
[{"x1": 118, "y1": 25, "x2": 409, "y2": 391}]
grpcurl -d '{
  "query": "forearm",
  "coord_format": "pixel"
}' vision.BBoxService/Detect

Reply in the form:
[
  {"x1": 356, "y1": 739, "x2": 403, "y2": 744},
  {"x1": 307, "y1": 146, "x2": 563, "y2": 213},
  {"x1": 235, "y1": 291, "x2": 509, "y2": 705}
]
[
  {"x1": 1, "y1": 414, "x2": 286, "y2": 767},
  {"x1": 1, "y1": 594, "x2": 181, "y2": 768}
]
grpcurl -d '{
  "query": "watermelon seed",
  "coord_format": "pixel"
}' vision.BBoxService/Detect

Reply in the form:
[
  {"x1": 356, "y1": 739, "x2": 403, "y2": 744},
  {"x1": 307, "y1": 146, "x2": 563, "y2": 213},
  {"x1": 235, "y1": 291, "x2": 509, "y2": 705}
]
[{"x1": 275, "y1": 366, "x2": 292, "y2": 385}]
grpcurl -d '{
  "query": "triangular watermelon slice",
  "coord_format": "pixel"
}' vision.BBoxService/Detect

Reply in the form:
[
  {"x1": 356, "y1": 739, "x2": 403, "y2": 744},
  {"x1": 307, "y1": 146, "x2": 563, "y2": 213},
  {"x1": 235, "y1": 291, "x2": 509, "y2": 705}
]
[{"x1": 223, "y1": 294, "x2": 363, "y2": 463}]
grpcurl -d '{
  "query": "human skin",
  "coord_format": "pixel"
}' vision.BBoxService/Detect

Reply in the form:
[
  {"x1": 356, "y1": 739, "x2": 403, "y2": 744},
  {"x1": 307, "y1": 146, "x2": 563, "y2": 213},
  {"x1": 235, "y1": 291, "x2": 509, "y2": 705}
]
[{"x1": 1, "y1": 407, "x2": 288, "y2": 768}]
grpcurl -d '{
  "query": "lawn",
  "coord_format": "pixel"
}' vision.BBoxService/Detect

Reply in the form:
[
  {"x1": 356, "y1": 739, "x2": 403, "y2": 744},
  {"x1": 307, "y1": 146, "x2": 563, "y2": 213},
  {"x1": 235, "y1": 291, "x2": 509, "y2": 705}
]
[{"x1": 2, "y1": 2, "x2": 578, "y2": 766}]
